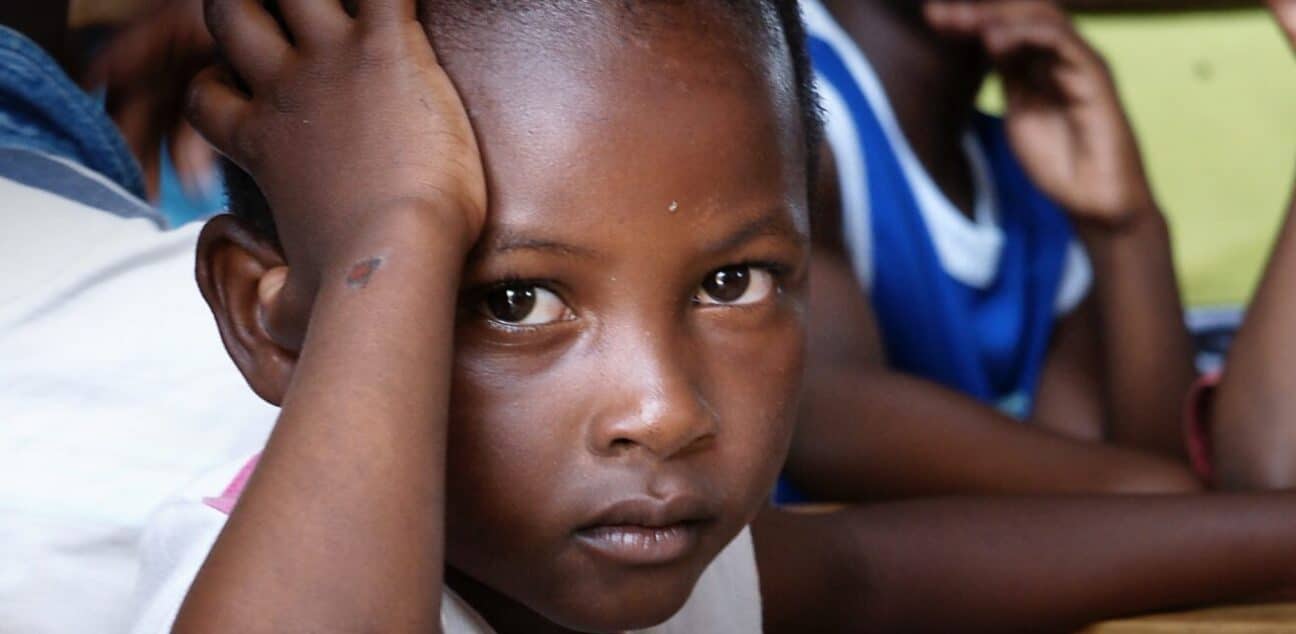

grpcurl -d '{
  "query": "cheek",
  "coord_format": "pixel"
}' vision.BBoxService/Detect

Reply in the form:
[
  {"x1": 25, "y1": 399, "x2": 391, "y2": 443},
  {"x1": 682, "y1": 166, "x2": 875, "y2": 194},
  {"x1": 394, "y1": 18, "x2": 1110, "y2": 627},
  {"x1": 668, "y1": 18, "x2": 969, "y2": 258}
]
[
  {"x1": 700, "y1": 309, "x2": 805, "y2": 505},
  {"x1": 442, "y1": 355, "x2": 584, "y2": 569}
]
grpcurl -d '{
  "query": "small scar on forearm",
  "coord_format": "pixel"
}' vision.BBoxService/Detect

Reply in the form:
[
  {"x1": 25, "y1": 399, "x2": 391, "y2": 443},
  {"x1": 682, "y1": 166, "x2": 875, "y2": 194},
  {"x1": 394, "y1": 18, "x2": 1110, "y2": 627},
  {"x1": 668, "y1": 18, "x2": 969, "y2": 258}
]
[{"x1": 345, "y1": 256, "x2": 384, "y2": 289}]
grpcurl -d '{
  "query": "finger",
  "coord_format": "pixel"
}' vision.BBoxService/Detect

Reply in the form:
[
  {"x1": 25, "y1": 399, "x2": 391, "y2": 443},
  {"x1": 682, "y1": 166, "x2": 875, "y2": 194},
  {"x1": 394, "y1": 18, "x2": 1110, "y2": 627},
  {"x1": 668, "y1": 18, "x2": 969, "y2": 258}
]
[
  {"x1": 112, "y1": 87, "x2": 164, "y2": 163},
  {"x1": 187, "y1": 65, "x2": 253, "y2": 164},
  {"x1": 356, "y1": 0, "x2": 416, "y2": 25},
  {"x1": 276, "y1": 0, "x2": 351, "y2": 47},
  {"x1": 113, "y1": 88, "x2": 165, "y2": 200},
  {"x1": 924, "y1": 1, "x2": 983, "y2": 36},
  {"x1": 926, "y1": 0, "x2": 1064, "y2": 36},
  {"x1": 172, "y1": 121, "x2": 220, "y2": 197},
  {"x1": 204, "y1": 0, "x2": 292, "y2": 90},
  {"x1": 981, "y1": 19, "x2": 1095, "y2": 71},
  {"x1": 1269, "y1": 0, "x2": 1296, "y2": 50}
]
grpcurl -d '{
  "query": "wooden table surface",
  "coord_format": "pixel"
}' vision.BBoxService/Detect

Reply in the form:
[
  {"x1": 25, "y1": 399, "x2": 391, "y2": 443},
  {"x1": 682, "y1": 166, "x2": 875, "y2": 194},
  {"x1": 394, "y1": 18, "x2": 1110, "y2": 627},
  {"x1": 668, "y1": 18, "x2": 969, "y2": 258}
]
[{"x1": 1084, "y1": 604, "x2": 1296, "y2": 633}]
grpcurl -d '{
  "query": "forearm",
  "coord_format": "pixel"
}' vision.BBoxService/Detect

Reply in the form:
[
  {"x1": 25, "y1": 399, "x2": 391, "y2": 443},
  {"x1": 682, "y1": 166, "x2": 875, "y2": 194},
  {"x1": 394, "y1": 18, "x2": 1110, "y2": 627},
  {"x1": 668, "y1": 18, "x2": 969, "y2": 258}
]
[
  {"x1": 759, "y1": 495, "x2": 1296, "y2": 633},
  {"x1": 1082, "y1": 210, "x2": 1197, "y2": 460},
  {"x1": 787, "y1": 365, "x2": 1199, "y2": 499},
  {"x1": 176, "y1": 210, "x2": 465, "y2": 632},
  {"x1": 1213, "y1": 188, "x2": 1296, "y2": 488},
  {"x1": 1063, "y1": 0, "x2": 1258, "y2": 11}
]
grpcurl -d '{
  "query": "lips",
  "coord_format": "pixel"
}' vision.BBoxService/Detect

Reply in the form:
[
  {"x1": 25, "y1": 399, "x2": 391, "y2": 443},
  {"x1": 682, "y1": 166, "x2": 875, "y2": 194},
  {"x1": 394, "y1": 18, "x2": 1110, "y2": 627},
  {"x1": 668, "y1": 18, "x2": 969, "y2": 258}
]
[{"x1": 575, "y1": 495, "x2": 717, "y2": 566}]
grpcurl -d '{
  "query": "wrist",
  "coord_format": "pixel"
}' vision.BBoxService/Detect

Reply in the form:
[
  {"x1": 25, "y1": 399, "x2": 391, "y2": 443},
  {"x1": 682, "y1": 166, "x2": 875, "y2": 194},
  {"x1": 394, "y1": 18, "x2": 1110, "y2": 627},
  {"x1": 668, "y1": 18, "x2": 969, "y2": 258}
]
[
  {"x1": 1072, "y1": 201, "x2": 1164, "y2": 244},
  {"x1": 322, "y1": 198, "x2": 477, "y2": 275}
]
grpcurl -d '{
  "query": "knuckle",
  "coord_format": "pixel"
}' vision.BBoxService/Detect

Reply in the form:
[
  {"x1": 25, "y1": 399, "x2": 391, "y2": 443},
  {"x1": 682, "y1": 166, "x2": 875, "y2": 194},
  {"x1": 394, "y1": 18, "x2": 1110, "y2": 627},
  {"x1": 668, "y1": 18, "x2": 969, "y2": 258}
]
[
  {"x1": 232, "y1": 120, "x2": 266, "y2": 166},
  {"x1": 355, "y1": 31, "x2": 401, "y2": 69},
  {"x1": 203, "y1": 0, "x2": 232, "y2": 38},
  {"x1": 269, "y1": 86, "x2": 301, "y2": 115},
  {"x1": 184, "y1": 80, "x2": 209, "y2": 122}
]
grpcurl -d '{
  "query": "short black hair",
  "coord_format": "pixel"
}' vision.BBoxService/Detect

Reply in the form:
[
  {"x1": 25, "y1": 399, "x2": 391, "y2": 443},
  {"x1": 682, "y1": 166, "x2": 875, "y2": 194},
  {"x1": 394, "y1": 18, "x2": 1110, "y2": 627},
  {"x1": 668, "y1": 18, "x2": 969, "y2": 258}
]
[{"x1": 225, "y1": 0, "x2": 822, "y2": 245}]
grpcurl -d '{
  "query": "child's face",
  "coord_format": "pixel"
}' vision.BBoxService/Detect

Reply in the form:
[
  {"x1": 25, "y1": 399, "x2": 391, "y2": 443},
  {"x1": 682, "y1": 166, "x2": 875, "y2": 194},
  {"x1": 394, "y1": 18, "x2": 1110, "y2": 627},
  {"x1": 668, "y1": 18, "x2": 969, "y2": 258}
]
[{"x1": 435, "y1": 10, "x2": 809, "y2": 632}]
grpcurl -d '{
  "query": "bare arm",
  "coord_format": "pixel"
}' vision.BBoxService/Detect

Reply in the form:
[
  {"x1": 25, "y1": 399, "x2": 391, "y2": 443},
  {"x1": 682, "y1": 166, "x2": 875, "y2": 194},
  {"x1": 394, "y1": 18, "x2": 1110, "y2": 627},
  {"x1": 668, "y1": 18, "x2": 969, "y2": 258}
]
[
  {"x1": 1033, "y1": 299, "x2": 1106, "y2": 442},
  {"x1": 1063, "y1": 0, "x2": 1258, "y2": 11},
  {"x1": 1211, "y1": 187, "x2": 1296, "y2": 488},
  {"x1": 757, "y1": 496, "x2": 1296, "y2": 633},
  {"x1": 180, "y1": 217, "x2": 467, "y2": 631},
  {"x1": 795, "y1": 122, "x2": 1194, "y2": 498},
  {"x1": 175, "y1": 0, "x2": 487, "y2": 629},
  {"x1": 787, "y1": 252, "x2": 1200, "y2": 499},
  {"x1": 1079, "y1": 211, "x2": 1197, "y2": 459},
  {"x1": 1197, "y1": 0, "x2": 1296, "y2": 488},
  {"x1": 1033, "y1": 203, "x2": 1197, "y2": 464},
  {"x1": 928, "y1": 0, "x2": 1197, "y2": 460}
]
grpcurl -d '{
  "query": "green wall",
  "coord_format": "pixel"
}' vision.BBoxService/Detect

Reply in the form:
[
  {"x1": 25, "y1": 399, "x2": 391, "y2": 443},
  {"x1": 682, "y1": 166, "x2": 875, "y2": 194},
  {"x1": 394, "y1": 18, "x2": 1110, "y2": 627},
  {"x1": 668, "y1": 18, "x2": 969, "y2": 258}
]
[{"x1": 982, "y1": 10, "x2": 1296, "y2": 307}]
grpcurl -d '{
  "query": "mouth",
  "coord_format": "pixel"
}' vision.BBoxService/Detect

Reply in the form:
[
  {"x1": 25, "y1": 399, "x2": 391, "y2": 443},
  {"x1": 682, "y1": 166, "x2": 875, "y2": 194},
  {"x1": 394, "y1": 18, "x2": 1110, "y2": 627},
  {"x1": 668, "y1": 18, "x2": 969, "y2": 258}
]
[{"x1": 575, "y1": 496, "x2": 717, "y2": 566}]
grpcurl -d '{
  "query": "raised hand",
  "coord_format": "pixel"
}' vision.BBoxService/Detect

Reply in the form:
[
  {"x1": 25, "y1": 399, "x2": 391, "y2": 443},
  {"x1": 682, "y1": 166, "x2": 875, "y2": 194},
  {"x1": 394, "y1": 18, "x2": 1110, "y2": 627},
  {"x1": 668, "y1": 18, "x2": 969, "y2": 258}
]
[
  {"x1": 187, "y1": 0, "x2": 487, "y2": 294},
  {"x1": 926, "y1": 0, "x2": 1156, "y2": 229},
  {"x1": 84, "y1": 0, "x2": 215, "y2": 200}
]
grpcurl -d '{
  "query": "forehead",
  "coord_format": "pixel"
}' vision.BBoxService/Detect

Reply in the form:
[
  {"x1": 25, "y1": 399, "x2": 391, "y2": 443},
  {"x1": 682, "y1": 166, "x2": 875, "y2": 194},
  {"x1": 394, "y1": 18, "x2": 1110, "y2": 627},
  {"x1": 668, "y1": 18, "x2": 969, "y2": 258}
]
[{"x1": 434, "y1": 4, "x2": 808, "y2": 243}]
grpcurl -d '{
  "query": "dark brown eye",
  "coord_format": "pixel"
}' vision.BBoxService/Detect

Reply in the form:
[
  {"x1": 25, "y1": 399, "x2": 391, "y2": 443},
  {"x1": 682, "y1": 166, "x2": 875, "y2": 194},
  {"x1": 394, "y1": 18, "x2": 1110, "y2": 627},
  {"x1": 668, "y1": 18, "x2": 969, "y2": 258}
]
[
  {"x1": 481, "y1": 284, "x2": 570, "y2": 325},
  {"x1": 701, "y1": 266, "x2": 750, "y2": 303},
  {"x1": 695, "y1": 265, "x2": 777, "y2": 306},
  {"x1": 486, "y1": 286, "x2": 535, "y2": 323}
]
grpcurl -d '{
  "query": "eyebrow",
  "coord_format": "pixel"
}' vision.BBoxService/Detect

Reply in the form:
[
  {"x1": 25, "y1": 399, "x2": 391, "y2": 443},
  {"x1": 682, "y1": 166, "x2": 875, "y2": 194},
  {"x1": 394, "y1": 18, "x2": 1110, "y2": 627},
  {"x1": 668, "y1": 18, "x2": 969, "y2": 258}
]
[
  {"x1": 471, "y1": 207, "x2": 805, "y2": 262},
  {"x1": 473, "y1": 232, "x2": 600, "y2": 260},
  {"x1": 703, "y1": 208, "x2": 808, "y2": 255}
]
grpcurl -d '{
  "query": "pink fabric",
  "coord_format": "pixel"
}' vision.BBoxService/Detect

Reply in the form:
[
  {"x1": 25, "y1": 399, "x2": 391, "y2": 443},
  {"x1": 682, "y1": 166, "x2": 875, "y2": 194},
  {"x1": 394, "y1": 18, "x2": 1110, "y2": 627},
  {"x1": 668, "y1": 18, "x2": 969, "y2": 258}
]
[
  {"x1": 203, "y1": 453, "x2": 262, "y2": 515},
  {"x1": 1184, "y1": 372, "x2": 1222, "y2": 486}
]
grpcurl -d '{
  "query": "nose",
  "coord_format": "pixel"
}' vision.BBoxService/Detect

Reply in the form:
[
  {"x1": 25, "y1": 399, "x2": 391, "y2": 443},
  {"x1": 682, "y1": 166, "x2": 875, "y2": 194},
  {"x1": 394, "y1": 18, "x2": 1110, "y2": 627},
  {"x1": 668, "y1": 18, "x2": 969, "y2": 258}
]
[{"x1": 588, "y1": 329, "x2": 719, "y2": 461}]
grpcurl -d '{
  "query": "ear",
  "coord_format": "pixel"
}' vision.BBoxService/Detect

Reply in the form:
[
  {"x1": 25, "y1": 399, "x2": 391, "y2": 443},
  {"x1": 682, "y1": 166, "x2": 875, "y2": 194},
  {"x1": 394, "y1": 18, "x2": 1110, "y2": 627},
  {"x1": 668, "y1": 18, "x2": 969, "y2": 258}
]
[{"x1": 195, "y1": 215, "x2": 302, "y2": 406}]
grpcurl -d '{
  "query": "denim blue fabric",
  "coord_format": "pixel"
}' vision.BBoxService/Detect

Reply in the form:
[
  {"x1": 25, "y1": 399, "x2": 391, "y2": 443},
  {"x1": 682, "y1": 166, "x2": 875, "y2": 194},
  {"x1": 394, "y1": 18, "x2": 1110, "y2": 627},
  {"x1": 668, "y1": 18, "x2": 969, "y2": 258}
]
[
  {"x1": 0, "y1": 147, "x2": 161, "y2": 222},
  {"x1": 0, "y1": 25, "x2": 147, "y2": 202}
]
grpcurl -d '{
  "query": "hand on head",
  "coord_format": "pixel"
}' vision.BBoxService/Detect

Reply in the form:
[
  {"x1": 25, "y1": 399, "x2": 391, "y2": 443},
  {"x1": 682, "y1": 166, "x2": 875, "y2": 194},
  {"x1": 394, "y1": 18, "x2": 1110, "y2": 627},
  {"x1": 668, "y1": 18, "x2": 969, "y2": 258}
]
[
  {"x1": 83, "y1": 0, "x2": 214, "y2": 200},
  {"x1": 188, "y1": 0, "x2": 488, "y2": 334},
  {"x1": 923, "y1": 0, "x2": 1157, "y2": 230},
  {"x1": 184, "y1": 1, "x2": 808, "y2": 630}
]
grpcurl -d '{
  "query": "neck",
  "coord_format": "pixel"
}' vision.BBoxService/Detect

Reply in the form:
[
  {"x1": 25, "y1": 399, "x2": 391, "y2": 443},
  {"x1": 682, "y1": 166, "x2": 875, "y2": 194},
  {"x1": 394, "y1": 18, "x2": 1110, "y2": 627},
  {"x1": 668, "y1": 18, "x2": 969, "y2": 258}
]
[
  {"x1": 822, "y1": 0, "x2": 988, "y2": 214},
  {"x1": 0, "y1": 3, "x2": 69, "y2": 66}
]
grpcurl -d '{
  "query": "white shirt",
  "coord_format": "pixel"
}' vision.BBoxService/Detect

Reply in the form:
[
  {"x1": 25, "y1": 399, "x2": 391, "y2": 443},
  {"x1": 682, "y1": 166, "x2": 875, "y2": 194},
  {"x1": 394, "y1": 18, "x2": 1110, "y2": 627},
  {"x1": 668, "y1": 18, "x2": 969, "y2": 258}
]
[
  {"x1": 129, "y1": 457, "x2": 764, "y2": 634},
  {"x1": 0, "y1": 147, "x2": 276, "y2": 633},
  {"x1": 803, "y1": 0, "x2": 1092, "y2": 315}
]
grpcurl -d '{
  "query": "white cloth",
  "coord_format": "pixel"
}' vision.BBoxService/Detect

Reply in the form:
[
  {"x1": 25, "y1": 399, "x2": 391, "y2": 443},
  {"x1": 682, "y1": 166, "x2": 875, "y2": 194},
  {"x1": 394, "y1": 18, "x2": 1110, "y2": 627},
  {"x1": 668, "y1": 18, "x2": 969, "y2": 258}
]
[
  {"x1": 129, "y1": 457, "x2": 764, "y2": 633},
  {"x1": 803, "y1": 0, "x2": 1092, "y2": 315},
  {"x1": 0, "y1": 150, "x2": 276, "y2": 633}
]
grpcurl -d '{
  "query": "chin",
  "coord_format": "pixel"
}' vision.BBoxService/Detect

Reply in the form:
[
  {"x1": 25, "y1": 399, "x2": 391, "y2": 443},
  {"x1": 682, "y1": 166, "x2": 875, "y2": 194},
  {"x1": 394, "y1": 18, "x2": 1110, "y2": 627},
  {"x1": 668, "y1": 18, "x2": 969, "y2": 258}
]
[{"x1": 539, "y1": 569, "x2": 699, "y2": 633}]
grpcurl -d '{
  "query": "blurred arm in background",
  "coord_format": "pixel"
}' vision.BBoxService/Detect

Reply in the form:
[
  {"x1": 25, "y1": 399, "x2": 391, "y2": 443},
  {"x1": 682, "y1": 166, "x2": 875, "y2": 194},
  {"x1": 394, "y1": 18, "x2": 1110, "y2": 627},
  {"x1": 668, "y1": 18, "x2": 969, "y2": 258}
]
[
  {"x1": 923, "y1": 0, "x2": 1199, "y2": 463},
  {"x1": 786, "y1": 0, "x2": 1202, "y2": 500},
  {"x1": 1064, "y1": 0, "x2": 1258, "y2": 11},
  {"x1": 786, "y1": 145, "x2": 1199, "y2": 500},
  {"x1": 78, "y1": 0, "x2": 214, "y2": 201},
  {"x1": 1206, "y1": 0, "x2": 1296, "y2": 489}
]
